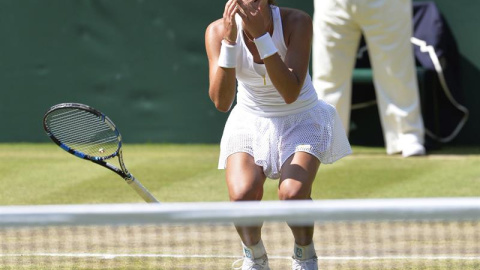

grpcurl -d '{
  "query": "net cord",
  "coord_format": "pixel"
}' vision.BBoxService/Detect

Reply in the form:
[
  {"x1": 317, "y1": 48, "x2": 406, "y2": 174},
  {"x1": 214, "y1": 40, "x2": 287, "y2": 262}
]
[{"x1": 1, "y1": 198, "x2": 479, "y2": 227}]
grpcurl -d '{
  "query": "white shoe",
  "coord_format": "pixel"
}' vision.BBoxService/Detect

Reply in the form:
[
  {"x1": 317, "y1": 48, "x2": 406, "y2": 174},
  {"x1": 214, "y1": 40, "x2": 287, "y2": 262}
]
[
  {"x1": 292, "y1": 256, "x2": 318, "y2": 270},
  {"x1": 232, "y1": 254, "x2": 270, "y2": 270},
  {"x1": 402, "y1": 142, "x2": 426, "y2": 157}
]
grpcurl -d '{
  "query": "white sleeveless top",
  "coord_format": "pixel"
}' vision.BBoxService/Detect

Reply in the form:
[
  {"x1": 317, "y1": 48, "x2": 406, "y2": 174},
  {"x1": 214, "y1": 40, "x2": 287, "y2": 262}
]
[{"x1": 234, "y1": 5, "x2": 318, "y2": 117}]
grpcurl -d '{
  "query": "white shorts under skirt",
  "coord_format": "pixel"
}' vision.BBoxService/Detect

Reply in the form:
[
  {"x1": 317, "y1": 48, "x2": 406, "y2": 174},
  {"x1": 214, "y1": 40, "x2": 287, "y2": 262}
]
[{"x1": 218, "y1": 100, "x2": 352, "y2": 179}]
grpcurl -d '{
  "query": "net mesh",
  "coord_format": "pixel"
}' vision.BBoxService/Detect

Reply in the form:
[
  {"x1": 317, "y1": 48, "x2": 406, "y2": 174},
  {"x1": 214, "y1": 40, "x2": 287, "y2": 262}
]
[
  {"x1": 1, "y1": 199, "x2": 479, "y2": 270},
  {"x1": 44, "y1": 108, "x2": 119, "y2": 157}
]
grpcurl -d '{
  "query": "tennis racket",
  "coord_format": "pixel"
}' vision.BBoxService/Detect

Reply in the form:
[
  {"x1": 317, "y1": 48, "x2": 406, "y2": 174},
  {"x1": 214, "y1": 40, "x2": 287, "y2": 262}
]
[{"x1": 43, "y1": 103, "x2": 159, "y2": 203}]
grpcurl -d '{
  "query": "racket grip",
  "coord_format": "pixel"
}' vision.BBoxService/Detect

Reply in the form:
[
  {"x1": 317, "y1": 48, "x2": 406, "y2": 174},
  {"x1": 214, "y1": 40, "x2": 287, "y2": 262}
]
[{"x1": 126, "y1": 177, "x2": 160, "y2": 203}]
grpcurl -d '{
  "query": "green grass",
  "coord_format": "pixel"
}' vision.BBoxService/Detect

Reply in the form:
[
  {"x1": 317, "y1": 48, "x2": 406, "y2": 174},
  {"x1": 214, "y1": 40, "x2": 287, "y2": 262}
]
[
  {"x1": 0, "y1": 143, "x2": 479, "y2": 270},
  {"x1": 0, "y1": 143, "x2": 479, "y2": 205}
]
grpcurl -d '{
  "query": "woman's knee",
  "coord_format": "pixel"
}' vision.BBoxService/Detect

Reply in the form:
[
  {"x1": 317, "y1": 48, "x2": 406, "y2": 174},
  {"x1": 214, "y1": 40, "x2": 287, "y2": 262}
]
[
  {"x1": 229, "y1": 188, "x2": 263, "y2": 201},
  {"x1": 229, "y1": 182, "x2": 264, "y2": 201},
  {"x1": 278, "y1": 180, "x2": 311, "y2": 200}
]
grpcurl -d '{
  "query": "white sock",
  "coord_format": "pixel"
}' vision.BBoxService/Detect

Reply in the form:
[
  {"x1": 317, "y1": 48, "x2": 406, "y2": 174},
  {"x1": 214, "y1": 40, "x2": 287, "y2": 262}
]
[
  {"x1": 293, "y1": 242, "x2": 316, "y2": 260},
  {"x1": 242, "y1": 240, "x2": 266, "y2": 259}
]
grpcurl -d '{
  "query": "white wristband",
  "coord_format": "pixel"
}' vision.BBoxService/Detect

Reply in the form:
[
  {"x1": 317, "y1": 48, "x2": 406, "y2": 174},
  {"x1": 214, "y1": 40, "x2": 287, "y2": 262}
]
[
  {"x1": 217, "y1": 40, "x2": 237, "y2": 68},
  {"x1": 254, "y1": 33, "x2": 278, "y2": 60}
]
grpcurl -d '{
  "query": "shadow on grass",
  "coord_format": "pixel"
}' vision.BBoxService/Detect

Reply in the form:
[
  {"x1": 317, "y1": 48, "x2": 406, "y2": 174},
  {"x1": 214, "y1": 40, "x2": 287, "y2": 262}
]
[
  {"x1": 351, "y1": 145, "x2": 480, "y2": 157},
  {"x1": 427, "y1": 145, "x2": 480, "y2": 155}
]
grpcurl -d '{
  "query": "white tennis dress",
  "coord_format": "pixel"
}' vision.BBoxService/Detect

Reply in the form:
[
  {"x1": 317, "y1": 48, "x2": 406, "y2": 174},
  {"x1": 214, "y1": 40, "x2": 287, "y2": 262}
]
[{"x1": 218, "y1": 5, "x2": 351, "y2": 179}]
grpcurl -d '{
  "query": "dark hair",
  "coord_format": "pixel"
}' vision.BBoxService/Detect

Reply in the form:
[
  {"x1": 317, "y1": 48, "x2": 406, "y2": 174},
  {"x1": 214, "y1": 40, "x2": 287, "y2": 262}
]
[{"x1": 268, "y1": 0, "x2": 277, "y2": 5}]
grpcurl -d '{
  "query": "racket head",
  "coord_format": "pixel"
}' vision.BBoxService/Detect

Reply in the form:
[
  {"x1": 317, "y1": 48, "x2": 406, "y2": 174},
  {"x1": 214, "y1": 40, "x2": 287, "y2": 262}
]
[{"x1": 43, "y1": 103, "x2": 122, "y2": 161}]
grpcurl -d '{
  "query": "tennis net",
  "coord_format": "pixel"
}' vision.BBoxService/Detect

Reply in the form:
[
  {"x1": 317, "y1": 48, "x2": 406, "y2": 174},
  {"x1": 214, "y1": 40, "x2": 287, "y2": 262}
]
[{"x1": 0, "y1": 198, "x2": 479, "y2": 269}]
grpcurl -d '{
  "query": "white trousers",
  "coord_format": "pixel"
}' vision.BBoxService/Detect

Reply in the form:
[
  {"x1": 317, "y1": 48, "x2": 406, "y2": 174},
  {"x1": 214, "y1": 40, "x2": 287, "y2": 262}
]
[{"x1": 312, "y1": 0, "x2": 425, "y2": 154}]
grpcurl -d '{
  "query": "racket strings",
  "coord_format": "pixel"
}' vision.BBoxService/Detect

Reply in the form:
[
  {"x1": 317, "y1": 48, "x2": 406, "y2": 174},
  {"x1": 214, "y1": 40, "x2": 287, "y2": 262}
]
[
  {"x1": 49, "y1": 111, "x2": 109, "y2": 139},
  {"x1": 45, "y1": 108, "x2": 119, "y2": 157}
]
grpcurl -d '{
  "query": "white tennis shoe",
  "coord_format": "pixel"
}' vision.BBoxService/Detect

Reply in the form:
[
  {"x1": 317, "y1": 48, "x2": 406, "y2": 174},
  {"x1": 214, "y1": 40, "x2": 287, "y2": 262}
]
[
  {"x1": 232, "y1": 254, "x2": 270, "y2": 270},
  {"x1": 402, "y1": 142, "x2": 426, "y2": 157},
  {"x1": 292, "y1": 256, "x2": 318, "y2": 270}
]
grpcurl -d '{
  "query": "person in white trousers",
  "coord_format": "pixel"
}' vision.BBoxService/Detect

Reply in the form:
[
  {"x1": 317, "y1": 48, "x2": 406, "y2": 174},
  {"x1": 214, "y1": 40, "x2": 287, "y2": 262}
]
[{"x1": 312, "y1": 0, "x2": 426, "y2": 157}]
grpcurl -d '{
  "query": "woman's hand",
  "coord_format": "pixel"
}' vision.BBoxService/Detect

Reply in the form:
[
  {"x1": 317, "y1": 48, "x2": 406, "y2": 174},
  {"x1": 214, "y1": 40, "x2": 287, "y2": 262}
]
[
  {"x1": 223, "y1": 0, "x2": 238, "y2": 44},
  {"x1": 236, "y1": 0, "x2": 268, "y2": 39}
]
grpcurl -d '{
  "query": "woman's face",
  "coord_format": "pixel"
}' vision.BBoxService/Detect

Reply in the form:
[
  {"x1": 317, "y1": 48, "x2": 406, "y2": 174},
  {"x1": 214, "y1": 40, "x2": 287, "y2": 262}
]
[
  {"x1": 238, "y1": 0, "x2": 271, "y2": 31},
  {"x1": 238, "y1": 0, "x2": 268, "y2": 10}
]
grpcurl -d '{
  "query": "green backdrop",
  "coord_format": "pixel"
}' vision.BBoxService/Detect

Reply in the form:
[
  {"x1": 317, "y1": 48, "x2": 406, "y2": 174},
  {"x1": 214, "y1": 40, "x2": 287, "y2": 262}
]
[{"x1": 0, "y1": 0, "x2": 477, "y2": 145}]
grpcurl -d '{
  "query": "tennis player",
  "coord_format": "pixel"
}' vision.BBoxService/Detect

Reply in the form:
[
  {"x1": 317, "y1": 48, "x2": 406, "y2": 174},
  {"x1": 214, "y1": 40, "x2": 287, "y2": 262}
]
[{"x1": 205, "y1": 0, "x2": 351, "y2": 269}]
